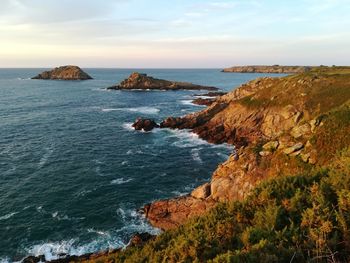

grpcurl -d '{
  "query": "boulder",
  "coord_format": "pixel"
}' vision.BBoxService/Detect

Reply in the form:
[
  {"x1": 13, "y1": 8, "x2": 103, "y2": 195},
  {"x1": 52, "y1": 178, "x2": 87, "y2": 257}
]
[
  {"x1": 259, "y1": 151, "x2": 272, "y2": 157},
  {"x1": 262, "y1": 141, "x2": 279, "y2": 151},
  {"x1": 108, "y1": 72, "x2": 217, "y2": 91},
  {"x1": 191, "y1": 183, "x2": 211, "y2": 199},
  {"x1": 290, "y1": 123, "x2": 311, "y2": 138},
  {"x1": 128, "y1": 233, "x2": 155, "y2": 247},
  {"x1": 32, "y1": 65, "x2": 93, "y2": 80},
  {"x1": 283, "y1": 142, "x2": 304, "y2": 155},
  {"x1": 132, "y1": 118, "x2": 159, "y2": 131}
]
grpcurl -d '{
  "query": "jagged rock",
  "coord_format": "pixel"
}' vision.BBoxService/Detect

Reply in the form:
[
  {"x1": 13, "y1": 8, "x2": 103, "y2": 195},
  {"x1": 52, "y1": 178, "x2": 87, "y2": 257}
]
[
  {"x1": 290, "y1": 123, "x2": 311, "y2": 138},
  {"x1": 259, "y1": 151, "x2": 271, "y2": 157},
  {"x1": 22, "y1": 255, "x2": 46, "y2": 263},
  {"x1": 191, "y1": 183, "x2": 211, "y2": 199},
  {"x1": 32, "y1": 65, "x2": 92, "y2": 80},
  {"x1": 194, "y1": 91, "x2": 227, "y2": 97},
  {"x1": 283, "y1": 143, "x2": 304, "y2": 155},
  {"x1": 108, "y1": 72, "x2": 218, "y2": 91},
  {"x1": 262, "y1": 141, "x2": 279, "y2": 151},
  {"x1": 128, "y1": 233, "x2": 155, "y2": 247},
  {"x1": 191, "y1": 98, "x2": 216, "y2": 106},
  {"x1": 132, "y1": 118, "x2": 159, "y2": 131},
  {"x1": 310, "y1": 118, "x2": 321, "y2": 132},
  {"x1": 143, "y1": 196, "x2": 216, "y2": 230},
  {"x1": 309, "y1": 150, "x2": 318, "y2": 164},
  {"x1": 301, "y1": 152, "x2": 311, "y2": 163}
]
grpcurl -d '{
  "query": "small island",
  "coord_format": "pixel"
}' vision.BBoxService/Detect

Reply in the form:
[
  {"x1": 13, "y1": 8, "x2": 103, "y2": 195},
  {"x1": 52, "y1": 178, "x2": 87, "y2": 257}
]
[
  {"x1": 32, "y1": 65, "x2": 93, "y2": 80},
  {"x1": 107, "y1": 72, "x2": 218, "y2": 91},
  {"x1": 222, "y1": 65, "x2": 312, "y2": 73}
]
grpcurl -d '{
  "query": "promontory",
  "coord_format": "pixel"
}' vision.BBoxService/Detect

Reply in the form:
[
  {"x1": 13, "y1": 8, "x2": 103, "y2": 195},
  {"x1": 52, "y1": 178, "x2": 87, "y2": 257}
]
[
  {"x1": 107, "y1": 72, "x2": 218, "y2": 91},
  {"x1": 222, "y1": 65, "x2": 312, "y2": 73},
  {"x1": 32, "y1": 65, "x2": 93, "y2": 80}
]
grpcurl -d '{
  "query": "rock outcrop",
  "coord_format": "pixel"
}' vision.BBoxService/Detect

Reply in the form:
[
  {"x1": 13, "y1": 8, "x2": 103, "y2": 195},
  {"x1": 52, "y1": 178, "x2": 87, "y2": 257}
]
[
  {"x1": 222, "y1": 65, "x2": 312, "y2": 74},
  {"x1": 132, "y1": 118, "x2": 159, "y2": 131},
  {"x1": 32, "y1": 65, "x2": 93, "y2": 80},
  {"x1": 191, "y1": 92, "x2": 227, "y2": 106},
  {"x1": 108, "y1": 72, "x2": 218, "y2": 91}
]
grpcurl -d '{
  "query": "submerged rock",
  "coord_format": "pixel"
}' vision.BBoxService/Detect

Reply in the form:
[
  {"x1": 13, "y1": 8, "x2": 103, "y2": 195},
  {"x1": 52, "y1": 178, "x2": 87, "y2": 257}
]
[
  {"x1": 108, "y1": 72, "x2": 218, "y2": 91},
  {"x1": 132, "y1": 118, "x2": 159, "y2": 131},
  {"x1": 32, "y1": 65, "x2": 93, "y2": 80}
]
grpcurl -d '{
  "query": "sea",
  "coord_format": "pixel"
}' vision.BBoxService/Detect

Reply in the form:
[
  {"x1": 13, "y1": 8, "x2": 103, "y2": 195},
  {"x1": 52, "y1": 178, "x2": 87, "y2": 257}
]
[{"x1": 0, "y1": 69, "x2": 284, "y2": 262}]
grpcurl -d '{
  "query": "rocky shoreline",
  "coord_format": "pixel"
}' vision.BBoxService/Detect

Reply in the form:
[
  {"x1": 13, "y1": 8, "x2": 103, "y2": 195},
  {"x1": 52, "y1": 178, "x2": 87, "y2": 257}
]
[
  {"x1": 23, "y1": 66, "x2": 350, "y2": 262},
  {"x1": 131, "y1": 73, "x2": 339, "y2": 230}
]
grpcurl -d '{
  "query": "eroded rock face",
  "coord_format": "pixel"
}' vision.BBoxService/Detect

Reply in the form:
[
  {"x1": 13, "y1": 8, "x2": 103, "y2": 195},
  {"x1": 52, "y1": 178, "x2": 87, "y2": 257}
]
[
  {"x1": 32, "y1": 66, "x2": 93, "y2": 80},
  {"x1": 143, "y1": 196, "x2": 217, "y2": 230},
  {"x1": 143, "y1": 72, "x2": 341, "y2": 231},
  {"x1": 132, "y1": 118, "x2": 159, "y2": 131},
  {"x1": 108, "y1": 72, "x2": 218, "y2": 91}
]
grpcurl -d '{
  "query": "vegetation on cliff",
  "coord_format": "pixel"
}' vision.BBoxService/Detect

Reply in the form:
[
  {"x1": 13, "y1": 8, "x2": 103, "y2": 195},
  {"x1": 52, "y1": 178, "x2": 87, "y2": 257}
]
[{"x1": 87, "y1": 147, "x2": 350, "y2": 262}]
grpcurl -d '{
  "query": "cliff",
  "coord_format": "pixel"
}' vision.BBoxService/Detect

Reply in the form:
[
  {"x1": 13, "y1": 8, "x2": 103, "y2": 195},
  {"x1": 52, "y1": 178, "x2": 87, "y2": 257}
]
[
  {"x1": 32, "y1": 65, "x2": 93, "y2": 80},
  {"x1": 145, "y1": 66, "x2": 350, "y2": 230},
  {"x1": 107, "y1": 72, "x2": 218, "y2": 91},
  {"x1": 222, "y1": 65, "x2": 312, "y2": 73}
]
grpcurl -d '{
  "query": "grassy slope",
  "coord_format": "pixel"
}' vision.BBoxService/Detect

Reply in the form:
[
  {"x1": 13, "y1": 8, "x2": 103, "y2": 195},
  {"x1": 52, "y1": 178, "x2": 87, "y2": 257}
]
[{"x1": 86, "y1": 68, "x2": 350, "y2": 263}]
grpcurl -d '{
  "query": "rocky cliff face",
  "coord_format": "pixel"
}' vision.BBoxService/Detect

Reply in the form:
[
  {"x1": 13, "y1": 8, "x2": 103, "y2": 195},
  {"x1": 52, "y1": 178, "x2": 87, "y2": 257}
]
[
  {"x1": 107, "y1": 72, "x2": 218, "y2": 91},
  {"x1": 145, "y1": 68, "x2": 350, "y2": 230},
  {"x1": 222, "y1": 65, "x2": 311, "y2": 73},
  {"x1": 32, "y1": 65, "x2": 93, "y2": 80}
]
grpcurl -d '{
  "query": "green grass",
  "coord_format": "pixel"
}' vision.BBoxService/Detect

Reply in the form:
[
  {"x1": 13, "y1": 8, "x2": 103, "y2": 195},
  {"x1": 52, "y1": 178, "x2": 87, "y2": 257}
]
[{"x1": 101, "y1": 149, "x2": 350, "y2": 262}]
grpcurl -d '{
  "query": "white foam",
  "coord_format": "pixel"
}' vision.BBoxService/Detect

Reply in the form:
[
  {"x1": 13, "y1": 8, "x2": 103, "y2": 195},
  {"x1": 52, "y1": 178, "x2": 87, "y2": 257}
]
[
  {"x1": 0, "y1": 257, "x2": 10, "y2": 263},
  {"x1": 38, "y1": 146, "x2": 54, "y2": 169},
  {"x1": 87, "y1": 228, "x2": 111, "y2": 237},
  {"x1": 0, "y1": 212, "x2": 18, "y2": 221},
  {"x1": 126, "y1": 149, "x2": 143, "y2": 155},
  {"x1": 166, "y1": 129, "x2": 207, "y2": 148},
  {"x1": 102, "y1": 107, "x2": 160, "y2": 114},
  {"x1": 122, "y1": 123, "x2": 134, "y2": 131},
  {"x1": 111, "y1": 178, "x2": 133, "y2": 185},
  {"x1": 191, "y1": 148, "x2": 203, "y2": 164}
]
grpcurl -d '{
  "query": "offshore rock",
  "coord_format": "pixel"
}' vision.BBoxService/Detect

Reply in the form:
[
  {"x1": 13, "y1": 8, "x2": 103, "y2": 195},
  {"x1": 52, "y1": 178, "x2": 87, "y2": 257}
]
[
  {"x1": 132, "y1": 118, "x2": 159, "y2": 131},
  {"x1": 32, "y1": 65, "x2": 93, "y2": 80},
  {"x1": 108, "y1": 72, "x2": 218, "y2": 91}
]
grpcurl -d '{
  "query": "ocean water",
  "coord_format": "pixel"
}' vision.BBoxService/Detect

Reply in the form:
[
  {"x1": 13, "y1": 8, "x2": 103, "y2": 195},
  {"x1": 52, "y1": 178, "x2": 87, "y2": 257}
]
[{"x1": 0, "y1": 69, "x2": 284, "y2": 261}]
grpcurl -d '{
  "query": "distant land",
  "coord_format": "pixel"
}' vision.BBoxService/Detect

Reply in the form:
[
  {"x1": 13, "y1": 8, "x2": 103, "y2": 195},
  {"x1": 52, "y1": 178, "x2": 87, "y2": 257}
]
[{"x1": 222, "y1": 65, "x2": 312, "y2": 73}]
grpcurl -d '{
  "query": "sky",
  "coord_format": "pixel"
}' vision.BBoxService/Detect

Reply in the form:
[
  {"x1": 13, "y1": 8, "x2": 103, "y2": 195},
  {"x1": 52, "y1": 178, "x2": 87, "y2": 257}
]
[{"x1": 0, "y1": 0, "x2": 349, "y2": 68}]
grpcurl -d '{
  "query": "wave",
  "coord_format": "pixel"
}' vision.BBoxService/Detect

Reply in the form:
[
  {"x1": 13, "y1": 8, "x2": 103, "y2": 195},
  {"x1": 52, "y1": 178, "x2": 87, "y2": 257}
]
[
  {"x1": 126, "y1": 149, "x2": 143, "y2": 155},
  {"x1": 87, "y1": 228, "x2": 111, "y2": 237},
  {"x1": 102, "y1": 107, "x2": 160, "y2": 114},
  {"x1": 111, "y1": 178, "x2": 133, "y2": 185},
  {"x1": 38, "y1": 145, "x2": 54, "y2": 169},
  {"x1": 0, "y1": 212, "x2": 18, "y2": 221},
  {"x1": 166, "y1": 129, "x2": 208, "y2": 148}
]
